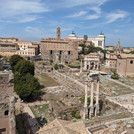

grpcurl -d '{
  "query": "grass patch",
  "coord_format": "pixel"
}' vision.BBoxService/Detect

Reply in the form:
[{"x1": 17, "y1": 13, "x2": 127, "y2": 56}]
[
  {"x1": 30, "y1": 104, "x2": 54, "y2": 126},
  {"x1": 35, "y1": 73, "x2": 60, "y2": 87}
]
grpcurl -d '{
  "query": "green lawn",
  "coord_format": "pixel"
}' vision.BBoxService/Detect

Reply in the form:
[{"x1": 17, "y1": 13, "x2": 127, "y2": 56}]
[
  {"x1": 30, "y1": 104, "x2": 54, "y2": 126},
  {"x1": 35, "y1": 73, "x2": 60, "y2": 87}
]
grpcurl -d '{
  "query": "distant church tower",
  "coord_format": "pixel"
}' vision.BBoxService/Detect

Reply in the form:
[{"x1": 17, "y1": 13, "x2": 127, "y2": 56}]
[{"x1": 57, "y1": 27, "x2": 61, "y2": 40}]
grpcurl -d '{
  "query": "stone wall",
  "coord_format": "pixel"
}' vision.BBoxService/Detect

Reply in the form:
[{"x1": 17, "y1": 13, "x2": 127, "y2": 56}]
[{"x1": 0, "y1": 71, "x2": 16, "y2": 134}]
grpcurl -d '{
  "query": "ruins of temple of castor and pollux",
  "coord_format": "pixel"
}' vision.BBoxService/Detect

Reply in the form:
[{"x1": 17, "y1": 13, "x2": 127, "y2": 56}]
[{"x1": 83, "y1": 73, "x2": 100, "y2": 119}]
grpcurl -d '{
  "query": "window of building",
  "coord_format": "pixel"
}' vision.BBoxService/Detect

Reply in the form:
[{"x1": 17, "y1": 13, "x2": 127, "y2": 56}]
[
  {"x1": 50, "y1": 50, "x2": 53, "y2": 55},
  {"x1": 4, "y1": 110, "x2": 9, "y2": 115},
  {"x1": 130, "y1": 60, "x2": 133, "y2": 64},
  {"x1": 68, "y1": 51, "x2": 70, "y2": 55},
  {"x1": 98, "y1": 41, "x2": 102, "y2": 46}
]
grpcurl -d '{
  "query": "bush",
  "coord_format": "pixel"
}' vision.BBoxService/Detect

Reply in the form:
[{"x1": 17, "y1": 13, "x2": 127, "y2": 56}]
[
  {"x1": 50, "y1": 60, "x2": 53, "y2": 63},
  {"x1": 68, "y1": 65, "x2": 80, "y2": 68},
  {"x1": 111, "y1": 74, "x2": 119, "y2": 79},
  {"x1": 54, "y1": 64, "x2": 59, "y2": 70},
  {"x1": 27, "y1": 57, "x2": 30, "y2": 60},
  {"x1": 75, "y1": 114, "x2": 81, "y2": 119},
  {"x1": 0, "y1": 66, "x2": 4, "y2": 71},
  {"x1": 71, "y1": 109, "x2": 77, "y2": 117}
]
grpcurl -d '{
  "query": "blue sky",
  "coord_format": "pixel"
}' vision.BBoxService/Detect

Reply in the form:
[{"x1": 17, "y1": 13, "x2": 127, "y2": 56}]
[{"x1": 0, "y1": 0, "x2": 134, "y2": 47}]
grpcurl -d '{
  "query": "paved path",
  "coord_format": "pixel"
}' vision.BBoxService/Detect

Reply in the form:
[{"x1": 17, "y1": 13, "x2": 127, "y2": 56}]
[
  {"x1": 101, "y1": 75, "x2": 134, "y2": 90},
  {"x1": 16, "y1": 100, "x2": 49, "y2": 109},
  {"x1": 24, "y1": 106, "x2": 40, "y2": 134}
]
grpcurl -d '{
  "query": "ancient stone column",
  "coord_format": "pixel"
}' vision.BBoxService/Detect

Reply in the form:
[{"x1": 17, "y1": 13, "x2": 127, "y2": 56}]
[
  {"x1": 88, "y1": 61, "x2": 91, "y2": 70},
  {"x1": 97, "y1": 62, "x2": 99, "y2": 70},
  {"x1": 95, "y1": 80, "x2": 100, "y2": 117},
  {"x1": 93, "y1": 62, "x2": 96, "y2": 70},
  {"x1": 84, "y1": 60, "x2": 87, "y2": 70},
  {"x1": 90, "y1": 81, "x2": 94, "y2": 118},
  {"x1": 83, "y1": 82, "x2": 88, "y2": 119},
  {"x1": 80, "y1": 59, "x2": 82, "y2": 73}
]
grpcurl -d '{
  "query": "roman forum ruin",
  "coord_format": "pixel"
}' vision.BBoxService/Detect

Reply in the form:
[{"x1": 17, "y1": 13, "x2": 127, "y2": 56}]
[{"x1": 83, "y1": 73, "x2": 100, "y2": 119}]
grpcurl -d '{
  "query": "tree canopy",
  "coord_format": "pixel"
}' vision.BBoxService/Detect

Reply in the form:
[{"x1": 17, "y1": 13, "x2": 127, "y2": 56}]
[
  {"x1": 14, "y1": 59, "x2": 34, "y2": 76},
  {"x1": 10, "y1": 55, "x2": 40, "y2": 101},
  {"x1": 9, "y1": 55, "x2": 23, "y2": 72},
  {"x1": 14, "y1": 72, "x2": 40, "y2": 101}
]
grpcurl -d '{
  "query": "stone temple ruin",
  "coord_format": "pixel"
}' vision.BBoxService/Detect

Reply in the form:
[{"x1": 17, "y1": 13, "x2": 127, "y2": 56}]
[
  {"x1": 83, "y1": 73, "x2": 100, "y2": 119},
  {"x1": 0, "y1": 71, "x2": 16, "y2": 134}
]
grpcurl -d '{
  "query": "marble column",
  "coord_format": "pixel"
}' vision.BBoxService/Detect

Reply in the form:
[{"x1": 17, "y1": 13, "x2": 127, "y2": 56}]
[
  {"x1": 84, "y1": 60, "x2": 87, "y2": 70},
  {"x1": 90, "y1": 81, "x2": 94, "y2": 118},
  {"x1": 95, "y1": 81, "x2": 100, "y2": 117},
  {"x1": 83, "y1": 82, "x2": 88, "y2": 119},
  {"x1": 97, "y1": 62, "x2": 99, "y2": 70},
  {"x1": 93, "y1": 62, "x2": 96, "y2": 70},
  {"x1": 88, "y1": 61, "x2": 91, "y2": 70},
  {"x1": 80, "y1": 59, "x2": 82, "y2": 73}
]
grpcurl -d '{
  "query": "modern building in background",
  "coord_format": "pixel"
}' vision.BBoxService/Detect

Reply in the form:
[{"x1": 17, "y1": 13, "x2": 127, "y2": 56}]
[
  {"x1": 0, "y1": 37, "x2": 40, "y2": 57},
  {"x1": 68, "y1": 31, "x2": 105, "y2": 49}
]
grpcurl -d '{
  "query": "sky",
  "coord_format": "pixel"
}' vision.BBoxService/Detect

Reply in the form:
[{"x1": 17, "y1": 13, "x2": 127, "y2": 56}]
[{"x1": 0, "y1": 0, "x2": 134, "y2": 47}]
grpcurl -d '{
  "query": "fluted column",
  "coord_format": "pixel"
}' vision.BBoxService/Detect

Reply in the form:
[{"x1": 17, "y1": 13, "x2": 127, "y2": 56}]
[
  {"x1": 90, "y1": 81, "x2": 94, "y2": 118},
  {"x1": 84, "y1": 83, "x2": 88, "y2": 107},
  {"x1": 84, "y1": 60, "x2": 87, "y2": 70},
  {"x1": 80, "y1": 59, "x2": 82, "y2": 73},
  {"x1": 88, "y1": 61, "x2": 91, "y2": 70},
  {"x1": 83, "y1": 82, "x2": 88, "y2": 119},
  {"x1": 95, "y1": 81, "x2": 100, "y2": 117}
]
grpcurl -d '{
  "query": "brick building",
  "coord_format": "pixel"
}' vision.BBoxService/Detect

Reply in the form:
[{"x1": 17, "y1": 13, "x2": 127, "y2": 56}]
[
  {"x1": 41, "y1": 27, "x2": 78, "y2": 64},
  {"x1": 0, "y1": 42, "x2": 19, "y2": 53},
  {"x1": 117, "y1": 54, "x2": 134, "y2": 76}
]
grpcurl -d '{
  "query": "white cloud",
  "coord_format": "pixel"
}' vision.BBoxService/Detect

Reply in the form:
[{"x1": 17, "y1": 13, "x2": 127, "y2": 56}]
[
  {"x1": 66, "y1": 11, "x2": 87, "y2": 18},
  {"x1": 0, "y1": 0, "x2": 49, "y2": 23},
  {"x1": 105, "y1": 10, "x2": 129, "y2": 24},
  {"x1": 85, "y1": 14, "x2": 100, "y2": 20},
  {"x1": 25, "y1": 26, "x2": 42, "y2": 34},
  {"x1": 89, "y1": 7, "x2": 101, "y2": 14},
  {"x1": 62, "y1": 0, "x2": 110, "y2": 8}
]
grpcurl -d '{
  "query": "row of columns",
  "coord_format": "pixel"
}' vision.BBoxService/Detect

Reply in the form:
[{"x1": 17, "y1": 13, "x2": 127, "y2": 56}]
[{"x1": 83, "y1": 79, "x2": 100, "y2": 119}]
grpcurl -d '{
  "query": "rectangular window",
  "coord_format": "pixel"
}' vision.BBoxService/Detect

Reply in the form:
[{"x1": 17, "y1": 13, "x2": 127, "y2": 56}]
[
  {"x1": 130, "y1": 60, "x2": 133, "y2": 64},
  {"x1": 98, "y1": 41, "x2": 102, "y2": 46},
  {"x1": 50, "y1": 50, "x2": 53, "y2": 55}
]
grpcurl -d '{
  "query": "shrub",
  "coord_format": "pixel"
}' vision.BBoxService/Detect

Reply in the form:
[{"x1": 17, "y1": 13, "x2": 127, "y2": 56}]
[
  {"x1": 0, "y1": 66, "x2": 4, "y2": 71},
  {"x1": 75, "y1": 114, "x2": 81, "y2": 119},
  {"x1": 54, "y1": 64, "x2": 59, "y2": 70},
  {"x1": 50, "y1": 60, "x2": 53, "y2": 63},
  {"x1": 111, "y1": 74, "x2": 119, "y2": 79},
  {"x1": 71, "y1": 109, "x2": 77, "y2": 117}
]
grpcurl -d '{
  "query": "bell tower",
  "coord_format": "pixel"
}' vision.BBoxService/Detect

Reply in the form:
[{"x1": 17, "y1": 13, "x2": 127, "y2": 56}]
[{"x1": 57, "y1": 27, "x2": 61, "y2": 40}]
